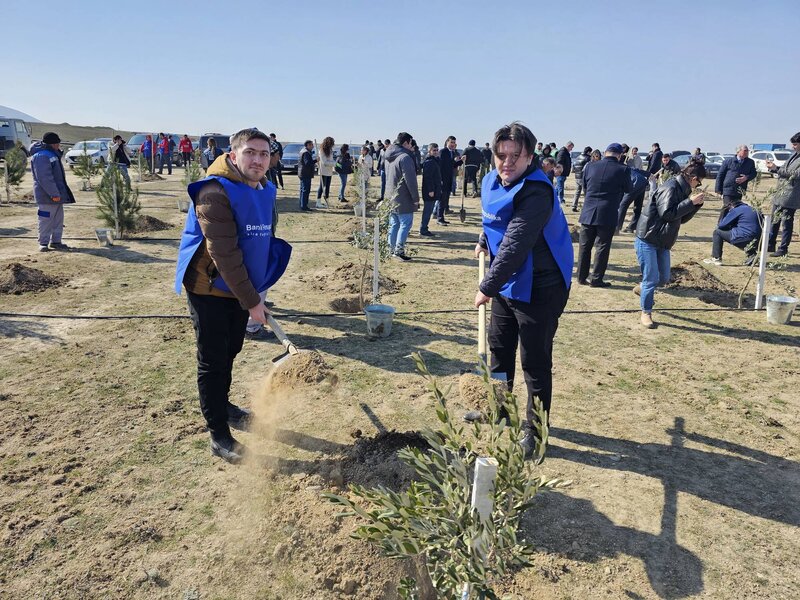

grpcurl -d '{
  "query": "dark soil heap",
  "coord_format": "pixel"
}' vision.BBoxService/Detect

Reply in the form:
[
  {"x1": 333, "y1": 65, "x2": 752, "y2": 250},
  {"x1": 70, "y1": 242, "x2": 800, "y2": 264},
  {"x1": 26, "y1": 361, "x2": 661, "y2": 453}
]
[
  {"x1": 329, "y1": 296, "x2": 364, "y2": 313},
  {"x1": 131, "y1": 215, "x2": 174, "y2": 233},
  {"x1": 0, "y1": 263, "x2": 64, "y2": 295},
  {"x1": 665, "y1": 261, "x2": 737, "y2": 305},
  {"x1": 341, "y1": 430, "x2": 430, "y2": 489}
]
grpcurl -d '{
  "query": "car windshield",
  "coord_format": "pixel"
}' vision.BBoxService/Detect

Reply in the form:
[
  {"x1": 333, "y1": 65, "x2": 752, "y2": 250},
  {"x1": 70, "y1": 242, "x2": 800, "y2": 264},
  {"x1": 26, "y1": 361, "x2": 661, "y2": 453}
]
[
  {"x1": 708, "y1": 156, "x2": 723, "y2": 164},
  {"x1": 774, "y1": 152, "x2": 792, "y2": 161},
  {"x1": 73, "y1": 142, "x2": 103, "y2": 151},
  {"x1": 282, "y1": 144, "x2": 305, "y2": 154}
]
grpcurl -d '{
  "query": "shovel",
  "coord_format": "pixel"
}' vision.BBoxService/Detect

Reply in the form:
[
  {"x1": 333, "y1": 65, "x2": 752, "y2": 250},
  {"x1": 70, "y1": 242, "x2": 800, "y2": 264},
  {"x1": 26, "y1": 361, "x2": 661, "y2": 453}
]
[
  {"x1": 459, "y1": 166, "x2": 467, "y2": 223},
  {"x1": 464, "y1": 251, "x2": 509, "y2": 423},
  {"x1": 266, "y1": 314, "x2": 301, "y2": 366}
]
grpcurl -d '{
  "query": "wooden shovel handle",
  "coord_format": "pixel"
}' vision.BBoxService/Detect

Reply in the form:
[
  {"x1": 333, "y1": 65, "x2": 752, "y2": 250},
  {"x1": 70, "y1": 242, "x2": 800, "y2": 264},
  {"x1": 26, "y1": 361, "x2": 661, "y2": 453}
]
[
  {"x1": 478, "y1": 251, "x2": 486, "y2": 359},
  {"x1": 266, "y1": 314, "x2": 299, "y2": 355}
]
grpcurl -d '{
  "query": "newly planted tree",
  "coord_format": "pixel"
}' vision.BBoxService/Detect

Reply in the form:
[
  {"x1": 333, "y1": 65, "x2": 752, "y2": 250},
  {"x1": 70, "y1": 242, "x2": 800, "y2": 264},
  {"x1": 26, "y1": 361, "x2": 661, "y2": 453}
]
[
  {"x1": 325, "y1": 353, "x2": 567, "y2": 599},
  {"x1": 73, "y1": 142, "x2": 101, "y2": 190},
  {"x1": 1, "y1": 144, "x2": 27, "y2": 203},
  {"x1": 96, "y1": 164, "x2": 140, "y2": 238},
  {"x1": 181, "y1": 149, "x2": 203, "y2": 187}
]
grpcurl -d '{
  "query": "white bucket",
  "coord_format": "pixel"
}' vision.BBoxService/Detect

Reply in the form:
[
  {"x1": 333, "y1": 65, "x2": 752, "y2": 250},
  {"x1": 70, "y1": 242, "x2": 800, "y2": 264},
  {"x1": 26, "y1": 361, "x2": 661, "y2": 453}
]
[
  {"x1": 766, "y1": 295, "x2": 797, "y2": 325},
  {"x1": 178, "y1": 199, "x2": 190, "y2": 213},
  {"x1": 354, "y1": 203, "x2": 365, "y2": 217},
  {"x1": 95, "y1": 228, "x2": 114, "y2": 247},
  {"x1": 364, "y1": 304, "x2": 396, "y2": 338}
]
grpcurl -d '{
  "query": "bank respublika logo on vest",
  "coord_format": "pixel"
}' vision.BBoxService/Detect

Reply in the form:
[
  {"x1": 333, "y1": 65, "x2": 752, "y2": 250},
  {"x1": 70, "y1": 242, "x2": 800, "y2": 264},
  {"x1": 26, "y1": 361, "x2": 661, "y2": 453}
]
[
  {"x1": 246, "y1": 222, "x2": 272, "y2": 237},
  {"x1": 482, "y1": 209, "x2": 501, "y2": 221}
]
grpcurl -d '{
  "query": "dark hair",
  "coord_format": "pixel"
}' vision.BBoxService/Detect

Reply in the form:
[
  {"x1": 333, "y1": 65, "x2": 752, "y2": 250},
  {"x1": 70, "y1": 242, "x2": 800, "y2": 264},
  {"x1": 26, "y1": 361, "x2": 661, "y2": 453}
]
[
  {"x1": 269, "y1": 132, "x2": 276, "y2": 138},
  {"x1": 113, "y1": 135, "x2": 122, "y2": 141},
  {"x1": 396, "y1": 132, "x2": 412, "y2": 146},
  {"x1": 652, "y1": 142, "x2": 660, "y2": 150},
  {"x1": 230, "y1": 128, "x2": 270, "y2": 150},
  {"x1": 663, "y1": 153, "x2": 671, "y2": 159},
  {"x1": 791, "y1": 132, "x2": 800, "y2": 144},
  {"x1": 468, "y1": 139, "x2": 476, "y2": 146},
  {"x1": 536, "y1": 142, "x2": 543, "y2": 147},
  {"x1": 683, "y1": 161, "x2": 706, "y2": 179},
  {"x1": 207, "y1": 138, "x2": 217, "y2": 148},
  {"x1": 384, "y1": 139, "x2": 391, "y2": 145},
  {"x1": 321, "y1": 136, "x2": 334, "y2": 155},
  {"x1": 492, "y1": 121, "x2": 536, "y2": 157},
  {"x1": 542, "y1": 157, "x2": 556, "y2": 166},
  {"x1": 446, "y1": 135, "x2": 456, "y2": 143},
  {"x1": 695, "y1": 147, "x2": 702, "y2": 153},
  {"x1": 621, "y1": 144, "x2": 630, "y2": 154},
  {"x1": 304, "y1": 139, "x2": 313, "y2": 147},
  {"x1": 583, "y1": 146, "x2": 592, "y2": 154},
  {"x1": 541, "y1": 146, "x2": 552, "y2": 157},
  {"x1": 591, "y1": 149, "x2": 602, "y2": 160},
  {"x1": 340, "y1": 143, "x2": 350, "y2": 154},
  {"x1": 429, "y1": 142, "x2": 439, "y2": 151}
]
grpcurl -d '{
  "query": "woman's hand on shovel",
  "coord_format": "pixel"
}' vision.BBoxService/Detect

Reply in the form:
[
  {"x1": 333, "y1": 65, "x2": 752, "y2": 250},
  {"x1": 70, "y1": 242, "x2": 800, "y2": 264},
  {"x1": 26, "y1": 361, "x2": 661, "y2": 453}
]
[
  {"x1": 248, "y1": 302, "x2": 270, "y2": 326},
  {"x1": 475, "y1": 290, "x2": 491, "y2": 308}
]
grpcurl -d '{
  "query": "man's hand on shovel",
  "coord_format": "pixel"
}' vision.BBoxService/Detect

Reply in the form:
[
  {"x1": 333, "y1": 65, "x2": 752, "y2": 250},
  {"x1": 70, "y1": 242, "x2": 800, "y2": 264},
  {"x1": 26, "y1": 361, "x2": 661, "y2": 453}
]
[
  {"x1": 474, "y1": 290, "x2": 491, "y2": 308},
  {"x1": 248, "y1": 301, "x2": 270, "y2": 326}
]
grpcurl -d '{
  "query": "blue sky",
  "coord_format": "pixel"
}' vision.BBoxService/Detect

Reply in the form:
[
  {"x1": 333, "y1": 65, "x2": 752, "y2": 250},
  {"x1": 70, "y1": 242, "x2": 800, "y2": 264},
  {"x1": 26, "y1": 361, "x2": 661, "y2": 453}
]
[{"x1": 4, "y1": 0, "x2": 799, "y2": 153}]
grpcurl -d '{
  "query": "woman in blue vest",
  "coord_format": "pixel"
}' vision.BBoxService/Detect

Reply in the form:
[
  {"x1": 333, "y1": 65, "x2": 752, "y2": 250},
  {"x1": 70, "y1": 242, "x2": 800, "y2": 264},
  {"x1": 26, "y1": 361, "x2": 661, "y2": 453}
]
[{"x1": 475, "y1": 122, "x2": 574, "y2": 462}]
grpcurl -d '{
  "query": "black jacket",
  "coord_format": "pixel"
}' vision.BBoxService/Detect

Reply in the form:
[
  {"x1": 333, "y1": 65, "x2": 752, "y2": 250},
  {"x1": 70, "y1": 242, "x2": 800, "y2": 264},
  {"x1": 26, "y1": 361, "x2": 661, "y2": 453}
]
[
  {"x1": 572, "y1": 152, "x2": 590, "y2": 180},
  {"x1": 715, "y1": 156, "x2": 757, "y2": 198},
  {"x1": 478, "y1": 165, "x2": 560, "y2": 296},
  {"x1": 579, "y1": 156, "x2": 632, "y2": 227},
  {"x1": 421, "y1": 156, "x2": 442, "y2": 202},
  {"x1": 440, "y1": 147, "x2": 460, "y2": 181},
  {"x1": 659, "y1": 159, "x2": 681, "y2": 177},
  {"x1": 298, "y1": 147, "x2": 315, "y2": 178},
  {"x1": 481, "y1": 147, "x2": 493, "y2": 164},
  {"x1": 647, "y1": 150, "x2": 663, "y2": 175},
  {"x1": 555, "y1": 147, "x2": 572, "y2": 177},
  {"x1": 463, "y1": 145, "x2": 483, "y2": 167},
  {"x1": 636, "y1": 174, "x2": 701, "y2": 249}
]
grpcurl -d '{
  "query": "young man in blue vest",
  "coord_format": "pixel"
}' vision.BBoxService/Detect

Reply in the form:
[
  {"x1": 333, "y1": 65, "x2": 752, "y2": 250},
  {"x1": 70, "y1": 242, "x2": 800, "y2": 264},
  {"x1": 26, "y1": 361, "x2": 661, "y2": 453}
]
[
  {"x1": 175, "y1": 128, "x2": 292, "y2": 464},
  {"x1": 475, "y1": 122, "x2": 573, "y2": 463}
]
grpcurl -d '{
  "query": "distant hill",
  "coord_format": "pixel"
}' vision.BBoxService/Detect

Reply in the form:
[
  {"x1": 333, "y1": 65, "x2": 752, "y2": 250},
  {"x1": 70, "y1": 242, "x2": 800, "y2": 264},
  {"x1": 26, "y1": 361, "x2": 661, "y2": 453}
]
[
  {"x1": 30, "y1": 122, "x2": 138, "y2": 145},
  {"x1": 0, "y1": 105, "x2": 42, "y2": 122}
]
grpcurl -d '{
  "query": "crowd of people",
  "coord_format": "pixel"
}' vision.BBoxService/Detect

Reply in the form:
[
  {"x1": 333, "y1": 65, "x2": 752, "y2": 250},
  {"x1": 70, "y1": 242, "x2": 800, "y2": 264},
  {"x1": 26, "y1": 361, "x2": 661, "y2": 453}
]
[{"x1": 28, "y1": 124, "x2": 799, "y2": 463}]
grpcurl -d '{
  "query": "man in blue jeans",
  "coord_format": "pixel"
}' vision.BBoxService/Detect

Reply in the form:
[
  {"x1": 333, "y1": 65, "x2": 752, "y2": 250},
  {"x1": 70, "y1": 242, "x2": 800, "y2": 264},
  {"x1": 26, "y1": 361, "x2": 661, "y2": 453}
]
[
  {"x1": 297, "y1": 139, "x2": 315, "y2": 211},
  {"x1": 555, "y1": 141, "x2": 574, "y2": 204},
  {"x1": 382, "y1": 132, "x2": 419, "y2": 260}
]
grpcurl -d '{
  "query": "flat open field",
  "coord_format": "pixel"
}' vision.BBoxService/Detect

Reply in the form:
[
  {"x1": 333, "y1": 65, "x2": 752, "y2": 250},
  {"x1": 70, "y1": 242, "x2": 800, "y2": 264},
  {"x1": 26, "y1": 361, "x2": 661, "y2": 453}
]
[{"x1": 0, "y1": 164, "x2": 798, "y2": 599}]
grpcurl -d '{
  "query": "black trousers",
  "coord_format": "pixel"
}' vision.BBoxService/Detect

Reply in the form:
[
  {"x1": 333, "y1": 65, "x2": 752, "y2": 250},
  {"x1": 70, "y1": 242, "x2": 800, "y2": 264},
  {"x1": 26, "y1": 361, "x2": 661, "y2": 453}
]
[
  {"x1": 273, "y1": 167, "x2": 284, "y2": 188},
  {"x1": 488, "y1": 282, "x2": 569, "y2": 425},
  {"x1": 317, "y1": 175, "x2": 332, "y2": 199},
  {"x1": 617, "y1": 189, "x2": 646, "y2": 231},
  {"x1": 712, "y1": 228, "x2": 753, "y2": 259},
  {"x1": 186, "y1": 291, "x2": 249, "y2": 439},
  {"x1": 437, "y1": 186, "x2": 452, "y2": 220},
  {"x1": 576, "y1": 224, "x2": 615, "y2": 284},
  {"x1": 464, "y1": 166, "x2": 479, "y2": 195}
]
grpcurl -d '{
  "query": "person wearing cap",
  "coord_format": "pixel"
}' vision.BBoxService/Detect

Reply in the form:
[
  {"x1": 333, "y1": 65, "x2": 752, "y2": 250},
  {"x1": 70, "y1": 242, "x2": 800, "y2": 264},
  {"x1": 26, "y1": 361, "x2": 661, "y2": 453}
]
[
  {"x1": 30, "y1": 132, "x2": 76, "y2": 252},
  {"x1": 576, "y1": 143, "x2": 632, "y2": 287}
]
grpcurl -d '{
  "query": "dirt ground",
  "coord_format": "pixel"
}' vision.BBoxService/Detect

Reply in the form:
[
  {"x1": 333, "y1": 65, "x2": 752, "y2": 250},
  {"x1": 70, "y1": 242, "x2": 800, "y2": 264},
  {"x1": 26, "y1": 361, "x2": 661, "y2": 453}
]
[{"x1": 0, "y1": 164, "x2": 798, "y2": 600}]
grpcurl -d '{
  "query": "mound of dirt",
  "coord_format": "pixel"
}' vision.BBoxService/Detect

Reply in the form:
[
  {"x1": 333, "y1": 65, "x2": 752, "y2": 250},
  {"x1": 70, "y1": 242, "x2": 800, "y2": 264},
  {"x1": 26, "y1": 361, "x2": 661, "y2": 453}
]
[
  {"x1": 665, "y1": 261, "x2": 737, "y2": 306},
  {"x1": 139, "y1": 172, "x2": 164, "y2": 182},
  {"x1": 0, "y1": 263, "x2": 64, "y2": 295},
  {"x1": 334, "y1": 216, "x2": 367, "y2": 240},
  {"x1": 329, "y1": 296, "x2": 364, "y2": 314},
  {"x1": 569, "y1": 224, "x2": 580, "y2": 243},
  {"x1": 311, "y1": 261, "x2": 403, "y2": 296},
  {"x1": 459, "y1": 372, "x2": 488, "y2": 412},
  {"x1": 131, "y1": 215, "x2": 173, "y2": 233},
  {"x1": 342, "y1": 430, "x2": 430, "y2": 490},
  {"x1": 265, "y1": 350, "x2": 337, "y2": 391}
]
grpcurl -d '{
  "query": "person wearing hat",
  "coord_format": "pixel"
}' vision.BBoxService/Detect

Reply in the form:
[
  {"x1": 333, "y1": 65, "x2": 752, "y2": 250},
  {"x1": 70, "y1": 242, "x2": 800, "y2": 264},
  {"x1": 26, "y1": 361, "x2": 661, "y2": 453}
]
[
  {"x1": 575, "y1": 143, "x2": 632, "y2": 287},
  {"x1": 30, "y1": 132, "x2": 76, "y2": 252}
]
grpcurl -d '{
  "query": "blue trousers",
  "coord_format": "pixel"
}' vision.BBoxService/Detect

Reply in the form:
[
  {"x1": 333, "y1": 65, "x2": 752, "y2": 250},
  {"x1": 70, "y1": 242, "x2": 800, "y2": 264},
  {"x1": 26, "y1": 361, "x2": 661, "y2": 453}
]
[
  {"x1": 420, "y1": 200, "x2": 436, "y2": 233},
  {"x1": 555, "y1": 176, "x2": 566, "y2": 203},
  {"x1": 388, "y1": 212, "x2": 413, "y2": 253},
  {"x1": 338, "y1": 173, "x2": 348, "y2": 200},
  {"x1": 299, "y1": 176, "x2": 312, "y2": 209},
  {"x1": 635, "y1": 237, "x2": 670, "y2": 313}
]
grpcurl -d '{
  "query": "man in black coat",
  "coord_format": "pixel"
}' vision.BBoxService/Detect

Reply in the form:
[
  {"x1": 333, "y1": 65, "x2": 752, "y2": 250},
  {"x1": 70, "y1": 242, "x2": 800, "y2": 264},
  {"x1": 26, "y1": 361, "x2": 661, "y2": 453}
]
[
  {"x1": 462, "y1": 140, "x2": 483, "y2": 197},
  {"x1": 576, "y1": 144, "x2": 632, "y2": 286},
  {"x1": 437, "y1": 135, "x2": 463, "y2": 225},
  {"x1": 570, "y1": 146, "x2": 592, "y2": 211},
  {"x1": 420, "y1": 143, "x2": 442, "y2": 236},
  {"x1": 647, "y1": 142, "x2": 663, "y2": 200},
  {"x1": 715, "y1": 145, "x2": 758, "y2": 217}
]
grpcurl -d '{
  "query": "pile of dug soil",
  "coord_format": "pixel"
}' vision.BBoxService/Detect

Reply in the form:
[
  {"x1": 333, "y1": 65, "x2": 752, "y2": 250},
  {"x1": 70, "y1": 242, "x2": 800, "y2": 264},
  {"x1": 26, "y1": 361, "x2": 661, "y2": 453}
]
[
  {"x1": 329, "y1": 295, "x2": 364, "y2": 314},
  {"x1": 459, "y1": 372, "x2": 489, "y2": 412},
  {"x1": 265, "y1": 350, "x2": 336, "y2": 391},
  {"x1": 0, "y1": 263, "x2": 64, "y2": 295},
  {"x1": 341, "y1": 430, "x2": 430, "y2": 490},
  {"x1": 131, "y1": 215, "x2": 174, "y2": 233},
  {"x1": 334, "y1": 217, "x2": 365, "y2": 240},
  {"x1": 311, "y1": 261, "x2": 403, "y2": 296},
  {"x1": 139, "y1": 172, "x2": 164, "y2": 182},
  {"x1": 665, "y1": 261, "x2": 737, "y2": 306}
]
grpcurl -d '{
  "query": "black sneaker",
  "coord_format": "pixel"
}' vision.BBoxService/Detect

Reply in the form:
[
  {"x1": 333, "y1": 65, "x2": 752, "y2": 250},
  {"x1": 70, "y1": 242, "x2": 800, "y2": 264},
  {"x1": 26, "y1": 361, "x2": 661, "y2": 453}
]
[
  {"x1": 437, "y1": 219, "x2": 450, "y2": 226},
  {"x1": 419, "y1": 230, "x2": 435, "y2": 237},
  {"x1": 392, "y1": 252, "x2": 412, "y2": 262},
  {"x1": 227, "y1": 403, "x2": 253, "y2": 431},
  {"x1": 210, "y1": 434, "x2": 246, "y2": 464},
  {"x1": 590, "y1": 280, "x2": 612, "y2": 288},
  {"x1": 49, "y1": 242, "x2": 70, "y2": 250},
  {"x1": 769, "y1": 249, "x2": 787, "y2": 258}
]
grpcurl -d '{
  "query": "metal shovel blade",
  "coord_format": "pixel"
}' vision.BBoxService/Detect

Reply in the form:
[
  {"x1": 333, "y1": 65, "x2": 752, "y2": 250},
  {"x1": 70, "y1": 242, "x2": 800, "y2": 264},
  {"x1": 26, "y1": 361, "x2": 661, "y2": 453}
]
[{"x1": 459, "y1": 208, "x2": 466, "y2": 222}]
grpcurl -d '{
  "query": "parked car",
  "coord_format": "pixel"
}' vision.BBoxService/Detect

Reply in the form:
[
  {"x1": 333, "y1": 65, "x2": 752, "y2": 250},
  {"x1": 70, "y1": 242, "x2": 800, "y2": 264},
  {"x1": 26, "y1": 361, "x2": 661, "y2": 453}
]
[
  {"x1": 669, "y1": 150, "x2": 691, "y2": 159},
  {"x1": 281, "y1": 142, "x2": 316, "y2": 173},
  {"x1": 674, "y1": 153, "x2": 720, "y2": 179},
  {"x1": 752, "y1": 149, "x2": 793, "y2": 176},
  {"x1": 65, "y1": 140, "x2": 109, "y2": 169},
  {"x1": 0, "y1": 116, "x2": 33, "y2": 159}
]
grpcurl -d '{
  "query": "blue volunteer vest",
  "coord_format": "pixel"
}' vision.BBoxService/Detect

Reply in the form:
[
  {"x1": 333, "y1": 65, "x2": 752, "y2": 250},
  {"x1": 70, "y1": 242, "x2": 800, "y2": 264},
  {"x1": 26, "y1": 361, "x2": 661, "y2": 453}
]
[
  {"x1": 174, "y1": 176, "x2": 291, "y2": 296},
  {"x1": 481, "y1": 168, "x2": 574, "y2": 302}
]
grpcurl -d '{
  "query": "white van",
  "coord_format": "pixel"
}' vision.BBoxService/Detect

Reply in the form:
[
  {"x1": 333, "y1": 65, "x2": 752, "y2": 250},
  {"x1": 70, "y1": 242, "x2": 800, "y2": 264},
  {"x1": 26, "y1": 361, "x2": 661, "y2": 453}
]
[{"x1": 0, "y1": 117, "x2": 33, "y2": 159}]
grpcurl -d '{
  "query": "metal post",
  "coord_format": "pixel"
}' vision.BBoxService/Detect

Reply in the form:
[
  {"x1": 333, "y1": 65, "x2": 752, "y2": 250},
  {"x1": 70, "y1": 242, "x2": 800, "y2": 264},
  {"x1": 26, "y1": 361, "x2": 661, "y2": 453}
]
[
  {"x1": 361, "y1": 177, "x2": 367, "y2": 233},
  {"x1": 373, "y1": 216, "x2": 380, "y2": 301},
  {"x1": 462, "y1": 457, "x2": 498, "y2": 599},
  {"x1": 755, "y1": 213, "x2": 772, "y2": 310}
]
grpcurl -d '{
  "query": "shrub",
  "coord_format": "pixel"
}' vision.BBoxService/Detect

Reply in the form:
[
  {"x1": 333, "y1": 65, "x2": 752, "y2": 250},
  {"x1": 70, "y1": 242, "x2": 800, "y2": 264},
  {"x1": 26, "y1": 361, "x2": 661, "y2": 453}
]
[{"x1": 96, "y1": 164, "x2": 141, "y2": 237}]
